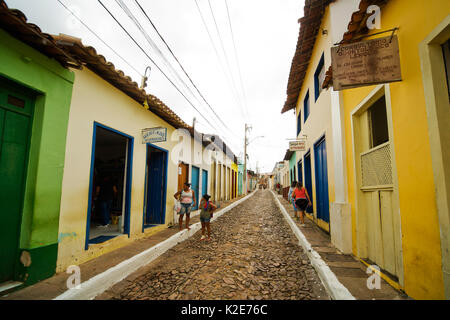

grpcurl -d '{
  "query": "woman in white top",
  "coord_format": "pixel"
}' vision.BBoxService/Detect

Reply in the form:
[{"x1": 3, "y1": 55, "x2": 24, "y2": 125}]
[{"x1": 174, "y1": 182, "x2": 196, "y2": 230}]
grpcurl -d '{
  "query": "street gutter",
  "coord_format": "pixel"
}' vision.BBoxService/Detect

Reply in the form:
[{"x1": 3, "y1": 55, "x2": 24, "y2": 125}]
[{"x1": 271, "y1": 190, "x2": 355, "y2": 300}]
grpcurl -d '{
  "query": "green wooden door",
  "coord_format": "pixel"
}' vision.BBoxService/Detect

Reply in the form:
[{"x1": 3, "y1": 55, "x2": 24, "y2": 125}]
[{"x1": 0, "y1": 80, "x2": 33, "y2": 283}]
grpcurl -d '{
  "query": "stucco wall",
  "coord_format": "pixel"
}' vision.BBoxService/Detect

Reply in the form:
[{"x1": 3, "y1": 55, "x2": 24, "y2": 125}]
[
  {"x1": 57, "y1": 68, "x2": 180, "y2": 271},
  {"x1": 342, "y1": 0, "x2": 449, "y2": 299}
]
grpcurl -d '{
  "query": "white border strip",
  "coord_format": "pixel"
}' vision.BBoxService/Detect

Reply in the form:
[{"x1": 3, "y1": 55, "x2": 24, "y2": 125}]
[
  {"x1": 54, "y1": 190, "x2": 257, "y2": 300},
  {"x1": 271, "y1": 191, "x2": 355, "y2": 300}
]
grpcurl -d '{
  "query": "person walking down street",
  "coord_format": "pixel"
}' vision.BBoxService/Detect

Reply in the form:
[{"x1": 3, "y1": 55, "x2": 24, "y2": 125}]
[
  {"x1": 95, "y1": 174, "x2": 118, "y2": 228},
  {"x1": 292, "y1": 181, "x2": 312, "y2": 226},
  {"x1": 199, "y1": 194, "x2": 217, "y2": 241},
  {"x1": 288, "y1": 181, "x2": 298, "y2": 220},
  {"x1": 174, "y1": 182, "x2": 196, "y2": 230}
]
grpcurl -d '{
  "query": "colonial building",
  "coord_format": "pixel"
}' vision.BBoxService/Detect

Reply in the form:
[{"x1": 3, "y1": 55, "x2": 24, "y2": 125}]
[{"x1": 324, "y1": 0, "x2": 449, "y2": 300}]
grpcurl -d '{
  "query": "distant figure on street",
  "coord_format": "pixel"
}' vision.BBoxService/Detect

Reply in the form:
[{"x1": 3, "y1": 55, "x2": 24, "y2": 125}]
[
  {"x1": 199, "y1": 194, "x2": 217, "y2": 241},
  {"x1": 292, "y1": 181, "x2": 312, "y2": 226},
  {"x1": 174, "y1": 182, "x2": 196, "y2": 230},
  {"x1": 288, "y1": 181, "x2": 298, "y2": 220},
  {"x1": 95, "y1": 174, "x2": 118, "y2": 228}
]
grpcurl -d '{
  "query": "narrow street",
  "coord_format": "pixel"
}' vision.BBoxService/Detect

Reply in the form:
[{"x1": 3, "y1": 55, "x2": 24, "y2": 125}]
[{"x1": 97, "y1": 190, "x2": 329, "y2": 300}]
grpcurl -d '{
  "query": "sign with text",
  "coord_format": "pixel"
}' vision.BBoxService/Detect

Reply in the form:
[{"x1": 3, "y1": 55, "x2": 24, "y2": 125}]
[
  {"x1": 289, "y1": 140, "x2": 306, "y2": 152},
  {"x1": 142, "y1": 127, "x2": 167, "y2": 144},
  {"x1": 331, "y1": 35, "x2": 402, "y2": 91}
]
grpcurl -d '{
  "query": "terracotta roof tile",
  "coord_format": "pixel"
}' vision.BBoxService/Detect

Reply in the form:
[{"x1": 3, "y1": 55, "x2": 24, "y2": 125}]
[
  {"x1": 282, "y1": 0, "x2": 336, "y2": 114},
  {"x1": 0, "y1": 0, "x2": 81, "y2": 68}
]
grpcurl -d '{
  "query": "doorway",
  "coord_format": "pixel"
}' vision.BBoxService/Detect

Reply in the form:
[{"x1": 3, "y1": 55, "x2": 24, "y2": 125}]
[
  {"x1": 86, "y1": 123, "x2": 133, "y2": 248},
  {"x1": 297, "y1": 160, "x2": 303, "y2": 184},
  {"x1": 314, "y1": 136, "x2": 330, "y2": 225},
  {"x1": 202, "y1": 169, "x2": 208, "y2": 198},
  {"x1": 177, "y1": 162, "x2": 189, "y2": 192},
  {"x1": 144, "y1": 145, "x2": 168, "y2": 227},
  {"x1": 353, "y1": 89, "x2": 401, "y2": 280},
  {"x1": 191, "y1": 166, "x2": 200, "y2": 210},
  {"x1": 304, "y1": 152, "x2": 314, "y2": 214},
  {"x1": 0, "y1": 78, "x2": 34, "y2": 283}
]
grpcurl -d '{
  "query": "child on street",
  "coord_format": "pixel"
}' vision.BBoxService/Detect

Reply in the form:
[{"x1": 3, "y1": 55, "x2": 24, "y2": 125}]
[{"x1": 199, "y1": 194, "x2": 217, "y2": 241}]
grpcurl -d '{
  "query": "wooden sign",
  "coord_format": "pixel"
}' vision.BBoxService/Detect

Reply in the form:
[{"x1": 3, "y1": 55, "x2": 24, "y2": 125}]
[
  {"x1": 331, "y1": 35, "x2": 402, "y2": 91},
  {"x1": 142, "y1": 127, "x2": 167, "y2": 144},
  {"x1": 289, "y1": 140, "x2": 306, "y2": 152}
]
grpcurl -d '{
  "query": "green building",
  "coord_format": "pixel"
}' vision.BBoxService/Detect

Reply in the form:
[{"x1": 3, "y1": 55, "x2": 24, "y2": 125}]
[{"x1": 0, "y1": 3, "x2": 78, "y2": 290}]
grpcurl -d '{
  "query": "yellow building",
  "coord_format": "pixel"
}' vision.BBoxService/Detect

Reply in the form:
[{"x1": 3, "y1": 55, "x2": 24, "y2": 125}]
[{"x1": 328, "y1": 0, "x2": 450, "y2": 299}]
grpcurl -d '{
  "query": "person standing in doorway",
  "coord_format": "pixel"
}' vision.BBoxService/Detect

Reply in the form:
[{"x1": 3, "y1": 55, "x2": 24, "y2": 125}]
[
  {"x1": 174, "y1": 182, "x2": 196, "y2": 230},
  {"x1": 199, "y1": 194, "x2": 217, "y2": 241},
  {"x1": 95, "y1": 174, "x2": 118, "y2": 228},
  {"x1": 288, "y1": 181, "x2": 299, "y2": 220},
  {"x1": 292, "y1": 181, "x2": 312, "y2": 226}
]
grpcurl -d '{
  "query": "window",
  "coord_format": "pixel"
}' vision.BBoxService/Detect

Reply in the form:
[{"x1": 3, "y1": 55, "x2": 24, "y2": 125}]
[
  {"x1": 314, "y1": 54, "x2": 325, "y2": 101},
  {"x1": 442, "y1": 39, "x2": 450, "y2": 101},
  {"x1": 297, "y1": 110, "x2": 302, "y2": 136},
  {"x1": 368, "y1": 96, "x2": 389, "y2": 148},
  {"x1": 304, "y1": 91, "x2": 310, "y2": 122}
]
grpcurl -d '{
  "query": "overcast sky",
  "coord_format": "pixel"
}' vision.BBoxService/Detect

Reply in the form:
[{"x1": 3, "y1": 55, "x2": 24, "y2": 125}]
[{"x1": 6, "y1": 0, "x2": 304, "y2": 173}]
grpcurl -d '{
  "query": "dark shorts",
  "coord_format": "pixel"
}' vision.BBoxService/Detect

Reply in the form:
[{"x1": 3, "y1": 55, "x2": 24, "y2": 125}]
[
  {"x1": 295, "y1": 198, "x2": 309, "y2": 211},
  {"x1": 200, "y1": 217, "x2": 211, "y2": 223}
]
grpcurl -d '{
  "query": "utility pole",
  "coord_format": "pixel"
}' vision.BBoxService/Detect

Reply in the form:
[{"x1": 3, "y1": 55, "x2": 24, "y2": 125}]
[{"x1": 243, "y1": 123, "x2": 251, "y2": 194}]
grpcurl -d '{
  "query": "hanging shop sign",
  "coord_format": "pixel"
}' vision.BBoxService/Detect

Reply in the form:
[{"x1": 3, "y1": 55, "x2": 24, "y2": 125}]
[
  {"x1": 331, "y1": 35, "x2": 402, "y2": 91},
  {"x1": 142, "y1": 127, "x2": 167, "y2": 144},
  {"x1": 289, "y1": 140, "x2": 306, "y2": 152}
]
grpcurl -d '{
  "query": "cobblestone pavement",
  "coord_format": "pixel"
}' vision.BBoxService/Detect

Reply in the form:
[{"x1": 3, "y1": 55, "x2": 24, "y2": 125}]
[{"x1": 97, "y1": 190, "x2": 330, "y2": 300}]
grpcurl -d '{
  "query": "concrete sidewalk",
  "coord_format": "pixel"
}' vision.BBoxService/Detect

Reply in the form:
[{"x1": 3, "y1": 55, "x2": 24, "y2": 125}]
[
  {"x1": 0, "y1": 196, "x2": 245, "y2": 300},
  {"x1": 275, "y1": 193, "x2": 410, "y2": 300}
]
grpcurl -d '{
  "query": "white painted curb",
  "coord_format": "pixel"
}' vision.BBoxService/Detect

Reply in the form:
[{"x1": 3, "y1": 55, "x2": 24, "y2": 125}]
[
  {"x1": 271, "y1": 190, "x2": 355, "y2": 300},
  {"x1": 54, "y1": 190, "x2": 257, "y2": 300}
]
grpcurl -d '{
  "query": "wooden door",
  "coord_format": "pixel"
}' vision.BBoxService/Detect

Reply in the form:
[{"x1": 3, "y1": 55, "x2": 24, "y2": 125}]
[
  {"x1": 0, "y1": 83, "x2": 33, "y2": 282},
  {"x1": 177, "y1": 162, "x2": 189, "y2": 192}
]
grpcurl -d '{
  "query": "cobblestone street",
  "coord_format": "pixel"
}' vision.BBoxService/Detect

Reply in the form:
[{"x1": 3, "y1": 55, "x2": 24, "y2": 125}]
[{"x1": 97, "y1": 190, "x2": 329, "y2": 300}]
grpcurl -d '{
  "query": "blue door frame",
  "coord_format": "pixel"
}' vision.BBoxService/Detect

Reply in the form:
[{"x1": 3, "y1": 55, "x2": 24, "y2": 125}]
[
  {"x1": 297, "y1": 160, "x2": 303, "y2": 184},
  {"x1": 191, "y1": 166, "x2": 200, "y2": 210},
  {"x1": 202, "y1": 169, "x2": 208, "y2": 197},
  {"x1": 85, "y1": 122, "x2": 134, "y2": 250},
  {"x1": 314, "y1": 136, "x2": 330, "y2": 223},
  {"x1": 143, "y1": 143, "x2": 168, "y2": 230},
  {"x1": 304, "y1": 152, "x2": 313, "y2": 214}
]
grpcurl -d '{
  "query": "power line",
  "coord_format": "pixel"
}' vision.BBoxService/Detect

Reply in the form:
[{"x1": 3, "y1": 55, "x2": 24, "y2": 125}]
[
  {"x1": 57, "y1": 0, "x2": 143, "y2": 77},
  {"x1": 206, "y1": 0, "x2": 247, "y2": 120},
  {"x1": 224, "y1": 0, "x2": 250, "y2": 120},
  {"x1": 97, "y1": 0, "x2": 218, "y2": 131},
  {"x1": 193, "y1": 0, "x2": 245, "y2": 121},
  {"x1": 133, "y1": 0, "x2": 235, "y2": 137},
  {"x1": 113, "y1": 0, "x2": 240, "y2": 148}
]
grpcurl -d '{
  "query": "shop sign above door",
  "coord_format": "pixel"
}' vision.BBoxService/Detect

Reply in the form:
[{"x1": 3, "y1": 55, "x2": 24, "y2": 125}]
[
  {"x1": 142, "y1": 127, "x2": 167, "y2": 144},
  {"x1": 331, "y1": 35, "x2": 402, "y2": 91},
  {"x1": 289, "y1": 140, "x2": 306, "y2": 152}
]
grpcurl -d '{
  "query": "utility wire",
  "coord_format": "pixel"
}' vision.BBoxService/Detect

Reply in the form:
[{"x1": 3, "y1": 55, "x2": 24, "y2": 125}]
[
  {"x1": 115, "y1": 0, "x2": 199, "y2": 106},
  {"x1": 133, "y1": 0, "x2": 235, "y2": 136},
  {"x1": 97, "y1": 0, "x2": 217, "y2": 131},
  {"x1": 206, "y1": 0, "x2": 247, "y2": 120},
  {"x1": 114, "y1": 0, "x2": 239, "y2": 147},
  {"x1": 224, "y1": 0, "x2": 250, "y2": 120},
  {"x1": 57, "y1": 0, "x2": 143, "y2": 77},
  {"x1": 194, "y1": 0, "x2": 245, "y2": 120}
]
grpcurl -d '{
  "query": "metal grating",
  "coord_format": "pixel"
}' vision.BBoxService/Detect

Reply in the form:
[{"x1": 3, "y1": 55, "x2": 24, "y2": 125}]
[{"x1": 361, "y1": 143, "x2": 392, "y2": 187}]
